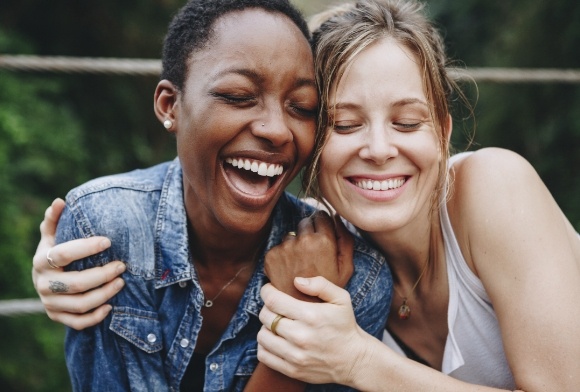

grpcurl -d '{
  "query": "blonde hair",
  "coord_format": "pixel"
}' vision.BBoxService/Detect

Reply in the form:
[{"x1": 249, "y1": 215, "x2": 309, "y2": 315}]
[{"x1": 303, "y1": 0, "x2": 469, "y2": 213}]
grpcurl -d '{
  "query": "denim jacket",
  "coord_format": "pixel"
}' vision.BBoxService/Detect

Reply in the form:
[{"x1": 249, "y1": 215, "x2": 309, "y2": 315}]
[{"x1": 56, "y1": 158, "x2": 392, "y2": 392}]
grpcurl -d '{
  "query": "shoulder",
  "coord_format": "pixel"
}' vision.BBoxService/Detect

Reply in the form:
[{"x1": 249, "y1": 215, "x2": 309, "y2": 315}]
[
  {"x1": 453, "y1": 147, "x2": 536, "y2": 183},
  {"x1": 57, "y1": 160, "x2": 179, "y2": 257},
  {"x1": 65, "y1": 160, "x2": 175, "y2": 203},
  {"x1": 450, "y1": 147, "x2": 543, "y2": 222},
  {"x1": 447, "y1": 147, "x2": 561, "y2": 272}
]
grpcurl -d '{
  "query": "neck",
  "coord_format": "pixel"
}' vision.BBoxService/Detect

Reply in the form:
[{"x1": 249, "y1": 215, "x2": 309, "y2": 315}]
[
  {"x1": 187, "y1": 220, "x2": 270, "y2": 269},
  {"x1": 364, "y1": 211, "x2": 442, "y2": 289}
]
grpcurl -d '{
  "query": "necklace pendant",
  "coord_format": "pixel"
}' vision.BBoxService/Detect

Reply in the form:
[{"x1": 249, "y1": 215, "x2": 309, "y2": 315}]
[
  {"x1": 204, "y1": 300, "x2": 214, "y2": 308},
  {"x1": 398, "y1": 299, "x2": 411, "y2": 320}
]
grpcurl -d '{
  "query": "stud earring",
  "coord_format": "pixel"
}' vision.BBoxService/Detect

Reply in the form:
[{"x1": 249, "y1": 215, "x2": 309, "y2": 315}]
[
  {"x1": 261, "y1": 123, "x2": 265, "y2": 127},
  {"x1": 163, "y1": 119, "x2": 173, "y2": 129}
]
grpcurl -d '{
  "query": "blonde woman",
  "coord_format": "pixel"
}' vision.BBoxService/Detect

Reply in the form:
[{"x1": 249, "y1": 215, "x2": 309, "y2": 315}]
[{"x1": 257, "y1": 0, "x2": 580, "y2": 391}]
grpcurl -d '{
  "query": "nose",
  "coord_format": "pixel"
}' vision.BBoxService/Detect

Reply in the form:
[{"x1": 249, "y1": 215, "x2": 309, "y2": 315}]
[
  {"x1": 359, "y1": 123, "x2": 398, "y2": 165},
  {"x1": 251, "y1": 103, "x2": 293, "y2": 147}
]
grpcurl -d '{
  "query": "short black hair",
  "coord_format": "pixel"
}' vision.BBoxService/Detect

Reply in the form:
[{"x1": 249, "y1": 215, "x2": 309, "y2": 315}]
[{"x1": 161, "y1": 0, "x2": 310, "y2": 91}]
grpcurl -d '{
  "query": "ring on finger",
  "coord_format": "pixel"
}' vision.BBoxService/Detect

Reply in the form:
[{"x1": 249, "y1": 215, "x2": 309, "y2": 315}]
[
  {"x1": 46, "y1": 249, "x2": 60, "y2": 269},
  {"x1": 287, "y1": 231, "x2": 297, "y2": 237},
  {"x1": 270, "y1": 314, "x2": 285, "y2": 336}
]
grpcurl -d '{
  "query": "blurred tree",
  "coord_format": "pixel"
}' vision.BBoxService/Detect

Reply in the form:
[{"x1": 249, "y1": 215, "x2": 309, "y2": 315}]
[
  {"x1": 431, "y1": 0, "x2": 580, "y2": 229},
  {"x1": 0, "y1": 29, "x2": 83, "y2": 392},
  {"x1": 0, "y1": 0, "x2": 577, "y2": 390}
]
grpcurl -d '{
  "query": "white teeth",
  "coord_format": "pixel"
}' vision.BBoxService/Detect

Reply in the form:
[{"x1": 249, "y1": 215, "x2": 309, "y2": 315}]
[
  {"x1": 355, "y1": 178, "x2": 405, "y2": 191},
  {"x1": 225, "y1": 158, "x2": 284, "y2": 178},
  {"x1": 258, "y1": 162, "x2": 267, "y2": 176}
]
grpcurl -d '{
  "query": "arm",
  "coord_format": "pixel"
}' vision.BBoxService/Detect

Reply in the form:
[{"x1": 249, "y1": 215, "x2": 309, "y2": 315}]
[
  {"x1": 451, "y1": 148, "x2": 580, "y2": 391},
  {"x1": 32, "y1": 198, "x2": 126, "y2": 330},
  {"x1": 257, "y1": 279, "x2": 506, "y2": 391},
  {"x1": 244, "y1": 211, "x2": 354, "y2": 392}
]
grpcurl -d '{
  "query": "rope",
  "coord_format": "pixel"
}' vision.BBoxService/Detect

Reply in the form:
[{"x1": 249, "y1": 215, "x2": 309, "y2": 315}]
[
  {"x1": 0, "y1": 299, "x2": 45, "y2": 317},
  {"x1": 0, "y1": 55, "x2": 161, "y2": 76},
  {"x1": 1, "y1": 55, "x2": 580, "y2": 83},
  {"x1": 448, "y1": 68, "x2": 580, "y2": 83}
]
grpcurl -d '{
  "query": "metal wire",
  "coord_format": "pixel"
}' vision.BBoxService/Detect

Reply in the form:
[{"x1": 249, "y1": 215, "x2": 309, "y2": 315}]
[
  {"x1": 2, "y1": 55, "x2": 580, "y2": 83},
  {"x1": 0, "y1": 299, "x2": 45, "y2": 317}
]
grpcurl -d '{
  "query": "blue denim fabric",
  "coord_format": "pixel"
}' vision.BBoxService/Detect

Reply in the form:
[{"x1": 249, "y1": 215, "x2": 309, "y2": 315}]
[{"x1": 57, "y1": 158, "x2": 392, "y2": 392}]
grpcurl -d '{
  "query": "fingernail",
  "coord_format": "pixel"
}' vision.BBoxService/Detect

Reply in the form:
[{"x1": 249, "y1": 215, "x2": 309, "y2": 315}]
[
  {"x1": 295, "y1": 277, "x2": 309, "y2": 285},
  {"x1": 104, "y1": 305, "x2": 113, "y2": 314},
  {"x1": 100, "y1": 238, "x2": 111, "y2": 249},
  {"x1": 116, "y1": 263, "x2": 126, "y2": 274},
  {"x1": 115, "y1": 279, "x2": 125, "y2": 290}
]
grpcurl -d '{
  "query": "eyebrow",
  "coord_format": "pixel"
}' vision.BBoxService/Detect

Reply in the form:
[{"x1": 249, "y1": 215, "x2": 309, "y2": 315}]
[
  {"x1": 329, "y1": 97, "x2": 429, "y2": 111},
  {"x1": 391, "y1": 98, "x2": 429, "y2": 108},
  {"x1": 215, "y1": 68, "x2": 316, "y2": 89}
]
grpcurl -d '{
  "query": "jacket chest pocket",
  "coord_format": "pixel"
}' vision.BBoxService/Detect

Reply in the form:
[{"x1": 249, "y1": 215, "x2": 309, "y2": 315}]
[
  {"x1": 110, "y1": 306, "x2": 164, "y2": 353},
  {"x1": 109, "y1": 307, "x2": 170, "y2": 391}
]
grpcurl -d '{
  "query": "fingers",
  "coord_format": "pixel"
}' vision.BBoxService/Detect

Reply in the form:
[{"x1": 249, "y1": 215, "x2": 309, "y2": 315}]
[
  {"x1": 293, "y1": 276, "x2": 351, "y2": 305},
  {"x1": 43, "y1": 276, "x2": 124, "y2": 314},
  {"x1": 333, "y1": 215, "x2": 355, "y2": 279},
  {"x1": 50, "y1": 304, "x2": 114, "y2": 331},
  {"x1": 35, "y1": 199, "x2": 65, "y2": 264},
  {"x1": 36, "y1": 261, "x2": 125, "y2": 296},
  {"x1": 40, "y1": 198, "x2": 66, "y2": 239},
  {"x1": 261, "y1": 283, "x2": 313, "y2": 321},
  {"x1": 296, "y1": 210, "x2": 333, "y2": 237},
  {"x1": 33, "y1": 236, "x2": 112, "y2": 272},
  {"x1": 311, "y1": 210, "x2": 335, "y2": 236},
  {"x1": 256, "y1": 340, "x2": 295, "y2": 377}
]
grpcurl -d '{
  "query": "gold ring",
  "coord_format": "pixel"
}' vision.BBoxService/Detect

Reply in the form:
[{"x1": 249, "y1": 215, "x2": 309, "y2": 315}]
[
  {"x1": 270, "y1": 314, "x2": 285, "y2": 336},
  {"x1": 46, "y1": 249, "x2": 59, "y2": 269},
  {"x1": 287, "y1": 231, "x2": 297, "y2": 237}
]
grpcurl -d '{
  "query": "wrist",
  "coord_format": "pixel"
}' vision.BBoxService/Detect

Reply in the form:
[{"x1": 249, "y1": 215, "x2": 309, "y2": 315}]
[{"x1": 344, "y1": 329, "x2": 381, "y2": 390}]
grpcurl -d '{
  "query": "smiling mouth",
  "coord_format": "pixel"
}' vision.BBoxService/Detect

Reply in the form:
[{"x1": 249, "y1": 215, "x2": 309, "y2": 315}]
[
  {"x1": 353, "y1": 177, "x2": 406, "y2": 191},
  {"x1": 224, "y1": 157, "x2": 285, "y2": 196}
]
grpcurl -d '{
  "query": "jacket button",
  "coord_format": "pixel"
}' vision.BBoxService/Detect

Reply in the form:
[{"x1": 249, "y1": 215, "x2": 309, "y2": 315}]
[
  {"x1": 209, "y1": 363, "x2": 219, "y2": 372},
  {"x1": 180, "y1": 338, "x2": 189, "y2": 348},
  {"x1": 179, "y1": 281, "x2": 187, "y2": 288},
  {"x1": 147, "y1": 333, "x2": 157, "y2": 343}
]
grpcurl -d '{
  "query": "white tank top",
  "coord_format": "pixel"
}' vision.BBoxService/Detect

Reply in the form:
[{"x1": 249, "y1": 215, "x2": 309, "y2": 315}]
[{"x1": 382, "y1": 152, "x2": 516, "y2": 389}]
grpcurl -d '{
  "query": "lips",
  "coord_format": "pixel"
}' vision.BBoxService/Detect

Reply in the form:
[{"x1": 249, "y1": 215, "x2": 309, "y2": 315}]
[{"x1": 224, "y1": 157, "x2": 285, "y2": 196}]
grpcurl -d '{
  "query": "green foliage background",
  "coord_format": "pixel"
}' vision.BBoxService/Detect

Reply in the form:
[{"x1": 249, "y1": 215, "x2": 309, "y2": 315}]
[{"x1": 0, "y1": 0, "x2": 578, "y2": 390}]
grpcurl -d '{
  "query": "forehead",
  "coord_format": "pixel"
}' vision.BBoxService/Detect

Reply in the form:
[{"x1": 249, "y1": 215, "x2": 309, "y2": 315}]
[
  {"x1": 191, "y1": 8, "x2": 312, "y2": 70},
  {"x1": 334, "y1": 37, "x2": 425, "y2": 102}
]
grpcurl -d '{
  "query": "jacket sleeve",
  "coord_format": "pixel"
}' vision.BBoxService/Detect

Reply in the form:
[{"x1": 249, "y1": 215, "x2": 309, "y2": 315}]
[{"x1": 56, "y1": 202, "x2": 171, "y2": 392}]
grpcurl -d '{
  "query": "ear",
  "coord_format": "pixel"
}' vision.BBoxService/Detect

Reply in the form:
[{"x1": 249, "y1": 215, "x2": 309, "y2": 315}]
[{"x1": 154, "y1": 79, "x2": 178, "y2": 131}]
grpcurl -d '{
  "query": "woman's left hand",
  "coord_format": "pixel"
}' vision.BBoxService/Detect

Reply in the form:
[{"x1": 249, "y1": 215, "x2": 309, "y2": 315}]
[{"x1": 257, "y1": 277, "x2": 375, "y2": 386}]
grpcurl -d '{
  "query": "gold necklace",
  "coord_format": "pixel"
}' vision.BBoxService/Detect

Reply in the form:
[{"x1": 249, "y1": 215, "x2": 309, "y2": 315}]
[
  {"x1": 198, "y1": 265, "x2": 249, "y2": 308},
  {"x1": 393, "y1": 259, "x2": 429, "y2": 320}
]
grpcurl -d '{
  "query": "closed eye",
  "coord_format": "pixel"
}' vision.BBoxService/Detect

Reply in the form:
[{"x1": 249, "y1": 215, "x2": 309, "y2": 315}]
[
  {"x1": 211, "y1": 92, "x2": 257, "y2": 106},
  {"x1": 393, "y1": 122, "x2": 421, "y2": 131},
  {"x1": 290, "y1": 104, "x2": 318, "y2": 119},
  {"x1": 333, "y1": 123, "x2": 361, "y2": 133}
]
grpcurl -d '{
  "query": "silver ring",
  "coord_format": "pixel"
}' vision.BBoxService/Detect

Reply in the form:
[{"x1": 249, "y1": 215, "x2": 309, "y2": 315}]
[
  {"x1": 287, "y1": 231, "x2": 297, "y2": 237},
  {"x1": 46, "y1": 249, "x2": 59, "y2": 269},
  {"x1": 270, "y1": 314, "x2": 285, "y2": 336}
]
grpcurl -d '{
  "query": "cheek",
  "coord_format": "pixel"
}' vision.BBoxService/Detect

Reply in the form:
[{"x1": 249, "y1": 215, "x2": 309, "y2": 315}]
[
  {"x1": 318, "y1": 135, "x2": 349, "y2": 194},
  {"x1": 295, "y1": 120, "x2": 316, "y2": 160}
]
